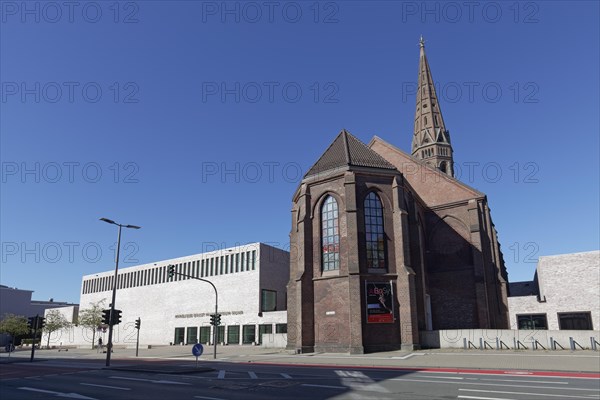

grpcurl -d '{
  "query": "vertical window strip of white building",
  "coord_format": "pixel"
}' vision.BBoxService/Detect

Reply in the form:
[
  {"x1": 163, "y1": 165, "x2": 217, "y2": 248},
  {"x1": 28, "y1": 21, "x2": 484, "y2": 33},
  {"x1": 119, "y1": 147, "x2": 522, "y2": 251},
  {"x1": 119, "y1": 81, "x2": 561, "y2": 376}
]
[{"x1": 83, "y1": 247, "x2": 262, "y2": 294}]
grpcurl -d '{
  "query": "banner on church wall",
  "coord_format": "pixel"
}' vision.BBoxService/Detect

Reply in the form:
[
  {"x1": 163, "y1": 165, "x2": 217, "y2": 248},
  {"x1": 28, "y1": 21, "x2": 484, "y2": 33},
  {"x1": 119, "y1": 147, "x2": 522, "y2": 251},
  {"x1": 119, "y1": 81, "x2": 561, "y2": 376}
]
[{"x1": 365, "y1": 281, "x2": 394, "y2": 323}]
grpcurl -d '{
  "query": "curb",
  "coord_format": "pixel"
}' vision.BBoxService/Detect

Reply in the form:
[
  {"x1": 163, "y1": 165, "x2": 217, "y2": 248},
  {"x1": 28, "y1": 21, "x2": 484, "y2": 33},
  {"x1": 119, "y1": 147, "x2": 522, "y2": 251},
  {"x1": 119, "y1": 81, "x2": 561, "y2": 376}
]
[{"x1": 242, "y1": 361, "x2": 600, "y2": 379}]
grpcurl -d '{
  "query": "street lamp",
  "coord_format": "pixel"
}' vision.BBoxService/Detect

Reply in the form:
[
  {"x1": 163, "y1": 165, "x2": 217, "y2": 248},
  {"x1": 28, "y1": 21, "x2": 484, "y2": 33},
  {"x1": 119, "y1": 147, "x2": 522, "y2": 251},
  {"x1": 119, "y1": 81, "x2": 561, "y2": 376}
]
[{"x1": 100, "y1": 217, "x2": 140, "y2": 367}]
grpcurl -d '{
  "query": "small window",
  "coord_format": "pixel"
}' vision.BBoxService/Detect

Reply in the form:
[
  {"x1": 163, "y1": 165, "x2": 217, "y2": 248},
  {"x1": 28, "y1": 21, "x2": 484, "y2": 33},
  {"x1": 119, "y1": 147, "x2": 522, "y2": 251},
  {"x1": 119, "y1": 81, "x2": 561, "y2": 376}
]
[
  {"x1": 242, "y1": 325, "x2": 256, "y2": 344},
  {"x1": 558, "y1": 312, "x2": 593, "y2": 330},
  {"x1": 517, "y1": 314, "x2": 548, "y2": 330},
  {"x1": 276, "y1": 323, "x2": 287, "y2": 334},
  {"x1": 174, "y1": 327, "x2": 185, "y2": 345},
  {"x1": 258, "y1": 324, "x2": 272, "y2": 345},
  {"x1": 186, "y1": 327, "x2": 198, "y2": 344},
  {"x1": 199, "y1": 326, "x2": 211, "y2": 344},
  {"x1": 261, "y1": 289, "x2": 277, "y2": 312},
  {"x1": 227, "y1": 325, "x2": 240, "y2": 345}
]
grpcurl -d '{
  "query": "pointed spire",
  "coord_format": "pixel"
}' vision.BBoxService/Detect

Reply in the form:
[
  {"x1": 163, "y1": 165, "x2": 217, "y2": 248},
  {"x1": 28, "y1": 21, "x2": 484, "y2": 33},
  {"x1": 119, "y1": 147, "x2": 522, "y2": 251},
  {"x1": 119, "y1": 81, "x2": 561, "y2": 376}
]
[{"x1": 411, "y1": 38, "x2": 455, "y2": 177}]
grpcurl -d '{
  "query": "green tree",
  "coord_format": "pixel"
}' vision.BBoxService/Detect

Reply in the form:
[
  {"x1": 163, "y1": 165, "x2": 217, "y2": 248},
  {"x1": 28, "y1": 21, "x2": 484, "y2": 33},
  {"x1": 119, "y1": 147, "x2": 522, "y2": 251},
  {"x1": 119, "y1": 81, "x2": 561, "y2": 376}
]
[
  {"x1": 43, "y1": 310, "x2": 71, "y2": 349},
  {"x1": 78, "y1": 300, "x2": 105, "y2": 349},
  {"x1": 0, "y1": 314, "x2": 29, "y2": 342}
]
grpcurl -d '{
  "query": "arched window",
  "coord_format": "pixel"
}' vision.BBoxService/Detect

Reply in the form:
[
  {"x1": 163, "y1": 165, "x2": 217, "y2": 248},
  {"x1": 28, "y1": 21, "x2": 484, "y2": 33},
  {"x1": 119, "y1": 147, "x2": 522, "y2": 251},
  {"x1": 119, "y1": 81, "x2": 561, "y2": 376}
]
[
  {"x1": 364, "y1": 192, "x2": 386, "y2": 269},
  {"x1": 321, "y1": 196, "x2": 340, "y2": 271},
  {"x1": 439, "y1": 162, "x2": 447, "y2": 173}
]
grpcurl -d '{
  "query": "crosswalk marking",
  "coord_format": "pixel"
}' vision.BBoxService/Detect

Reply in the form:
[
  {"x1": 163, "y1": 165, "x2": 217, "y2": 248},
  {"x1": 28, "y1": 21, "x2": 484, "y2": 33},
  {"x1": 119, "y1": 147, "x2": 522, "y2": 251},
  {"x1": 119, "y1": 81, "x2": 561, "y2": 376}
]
[
  {"x1": 248, "y1": 371, "x2": 258, "y2": 379},
  {"x1": 217, "y1": 370, "x2": 226, "y2": 379}
]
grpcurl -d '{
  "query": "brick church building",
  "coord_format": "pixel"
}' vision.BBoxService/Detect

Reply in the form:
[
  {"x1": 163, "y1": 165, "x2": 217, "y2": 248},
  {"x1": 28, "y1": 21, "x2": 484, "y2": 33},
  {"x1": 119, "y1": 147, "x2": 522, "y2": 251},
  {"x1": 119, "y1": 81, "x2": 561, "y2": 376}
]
[{"x1": 287, "y1": 38, "x2": 510, "y2": 354}]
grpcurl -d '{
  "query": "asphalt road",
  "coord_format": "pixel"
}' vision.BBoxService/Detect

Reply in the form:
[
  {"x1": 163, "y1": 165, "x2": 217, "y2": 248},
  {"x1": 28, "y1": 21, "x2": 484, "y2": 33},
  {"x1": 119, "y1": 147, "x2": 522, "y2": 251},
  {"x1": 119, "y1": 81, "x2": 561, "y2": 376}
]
[{"x1": 1, "y1": 358, "x2": 599, "y2": 400}]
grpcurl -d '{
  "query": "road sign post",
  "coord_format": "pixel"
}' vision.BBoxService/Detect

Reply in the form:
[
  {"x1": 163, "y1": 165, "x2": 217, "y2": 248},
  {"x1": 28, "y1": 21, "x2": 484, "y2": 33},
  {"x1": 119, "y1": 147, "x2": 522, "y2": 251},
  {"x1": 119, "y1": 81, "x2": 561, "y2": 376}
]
[{"x1": 192, "y1": 343, "x2": 204, "y2": 368}]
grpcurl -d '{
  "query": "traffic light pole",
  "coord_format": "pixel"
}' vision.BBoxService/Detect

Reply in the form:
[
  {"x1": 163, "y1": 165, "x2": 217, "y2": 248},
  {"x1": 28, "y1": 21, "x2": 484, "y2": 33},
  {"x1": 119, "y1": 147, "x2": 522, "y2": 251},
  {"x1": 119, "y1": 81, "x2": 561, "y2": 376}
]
[
  {"x1": 29, "y1": 315, "x2": 38, "y2": 362},
  {"x1": 135, "y1": 327, "x2": 140, "y2": 357},
  {"x1": 169, "y1": 267, "x2": 218, "y2": 359}
]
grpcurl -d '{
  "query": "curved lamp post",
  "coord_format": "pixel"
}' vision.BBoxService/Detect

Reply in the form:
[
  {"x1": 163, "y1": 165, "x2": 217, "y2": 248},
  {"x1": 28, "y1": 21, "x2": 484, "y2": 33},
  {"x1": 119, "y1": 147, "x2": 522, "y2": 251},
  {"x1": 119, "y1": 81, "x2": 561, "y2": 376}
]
[{"x1": 100, "y1": 217, "x2": 140, "y2": 366}]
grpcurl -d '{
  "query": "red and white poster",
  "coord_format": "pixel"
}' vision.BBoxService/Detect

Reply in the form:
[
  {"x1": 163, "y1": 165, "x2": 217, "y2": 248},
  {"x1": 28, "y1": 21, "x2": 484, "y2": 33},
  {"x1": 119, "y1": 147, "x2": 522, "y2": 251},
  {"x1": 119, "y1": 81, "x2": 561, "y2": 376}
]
[{"x1": 365, "y1": 281, "x2": 394, "y2": 323}]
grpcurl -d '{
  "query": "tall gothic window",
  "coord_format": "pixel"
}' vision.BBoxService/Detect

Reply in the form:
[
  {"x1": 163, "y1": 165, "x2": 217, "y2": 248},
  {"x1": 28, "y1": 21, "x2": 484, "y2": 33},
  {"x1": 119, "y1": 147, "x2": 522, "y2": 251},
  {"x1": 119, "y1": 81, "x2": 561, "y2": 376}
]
[
  {"x1": 364, "y1": 192, "x2": 386, "y2": 269},
  {"x1": 321, "y1": 195, "x2": 340, "y2": 271}
]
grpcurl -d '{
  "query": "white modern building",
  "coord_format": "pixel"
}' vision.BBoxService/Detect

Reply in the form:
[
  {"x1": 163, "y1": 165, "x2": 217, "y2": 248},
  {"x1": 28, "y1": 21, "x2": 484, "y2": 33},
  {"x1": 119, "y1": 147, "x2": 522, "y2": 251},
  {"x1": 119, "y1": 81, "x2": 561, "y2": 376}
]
[
  {"x1": 59, "y1": 243, "x2": 289, "y2": 348},
  {"x1": 508, "y1": 250, "x2": 600, "y2": 330},
  {"x1": 0, "y1": 285, "x2": 77, "y2": 346}
]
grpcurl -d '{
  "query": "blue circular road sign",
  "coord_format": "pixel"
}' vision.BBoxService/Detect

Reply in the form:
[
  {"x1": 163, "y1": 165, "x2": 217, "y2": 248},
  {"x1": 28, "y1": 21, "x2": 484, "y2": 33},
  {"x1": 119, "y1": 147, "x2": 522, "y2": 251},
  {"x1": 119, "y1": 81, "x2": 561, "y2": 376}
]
[{"x1": 192, "y1": 343, "x2": 204, "y2": 357}]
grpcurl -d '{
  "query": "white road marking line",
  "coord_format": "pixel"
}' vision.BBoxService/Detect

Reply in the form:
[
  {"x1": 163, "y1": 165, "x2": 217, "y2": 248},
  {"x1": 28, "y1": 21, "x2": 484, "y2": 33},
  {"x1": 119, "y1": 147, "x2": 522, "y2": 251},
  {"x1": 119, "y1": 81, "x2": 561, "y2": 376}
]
[
  {"x1": 248, "y1": 371, "x2": 258, "y2": 379},
  {"x1": 459, "y1": 388, "x2": 595, "y2": 399},
  {"x1": 217, "y1": 370, "x2": 226, "y2": 379},
  {"x1": 80, "y1": 383, "x2": 131, "y2": 391},
  {"x1": 280, "y1": 373, "x2": 292, "y2": 379},
  {"x1": 391, "y1": 353, "x2": 426, "y2": 359},
  {"x1": 301, "y1": 383, "x2": 345, "y2": 389},
  {"x1": 458, "y1": 396, "x2": 513, "y2": 400},
  {"x1": 387, "y1": 378, "x2": 600, "y2": 391},
  {"x1": 18, "y1": 387, "x2": 97, "y2": 399},
  {"x1": 109, "y1": 376, "x2": 190, "y2": 385},
  {"x1": 428, "y1": 352, "x2": 600, "y2": 358},
  {"x1": 472, "y1": 378, "x2": 568, "y2": 384},
  {"x1": 334, "y1": 370, "x2": 390, "y2": 393},
  {"x1": 194, "y1": 396, "x2": 226, "y2": 400},
  {"x1": 414, "y1": 375, "x2": 464, "y2": 380}
]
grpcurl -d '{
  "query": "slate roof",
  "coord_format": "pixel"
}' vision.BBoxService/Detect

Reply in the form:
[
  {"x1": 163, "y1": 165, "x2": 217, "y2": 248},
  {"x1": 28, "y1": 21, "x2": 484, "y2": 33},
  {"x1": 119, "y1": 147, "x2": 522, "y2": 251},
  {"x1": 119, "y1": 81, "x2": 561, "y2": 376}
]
[{"x1": 305, "y1": 129, "x2": 397, "y2": 178}]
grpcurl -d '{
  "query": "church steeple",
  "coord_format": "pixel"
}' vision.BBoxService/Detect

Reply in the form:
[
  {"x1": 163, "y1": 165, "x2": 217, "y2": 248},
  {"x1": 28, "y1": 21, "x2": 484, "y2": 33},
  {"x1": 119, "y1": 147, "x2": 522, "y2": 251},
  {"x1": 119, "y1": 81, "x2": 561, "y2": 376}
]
[{"x1": 411, "y1": 36, "x2": 454, "y2": 177}]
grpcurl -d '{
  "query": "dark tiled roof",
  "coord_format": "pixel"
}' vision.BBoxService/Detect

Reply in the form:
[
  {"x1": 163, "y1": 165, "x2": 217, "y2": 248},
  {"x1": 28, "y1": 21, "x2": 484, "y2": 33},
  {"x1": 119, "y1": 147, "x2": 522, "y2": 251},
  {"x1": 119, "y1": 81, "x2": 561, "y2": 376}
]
[{"x1": 305, "y1": 129, "x2": 397, "y2": 178}]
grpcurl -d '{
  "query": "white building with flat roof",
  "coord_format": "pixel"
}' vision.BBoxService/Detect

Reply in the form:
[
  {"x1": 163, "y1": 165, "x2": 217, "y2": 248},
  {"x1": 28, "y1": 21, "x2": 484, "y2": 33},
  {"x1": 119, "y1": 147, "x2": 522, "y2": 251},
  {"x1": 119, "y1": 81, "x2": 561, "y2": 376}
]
[
  {"x1": 508, "y1": 250, "x2": 600, "y2": 331},
  {"x1": 56, "y1": 243, "x2": 289, "y2": 348}
]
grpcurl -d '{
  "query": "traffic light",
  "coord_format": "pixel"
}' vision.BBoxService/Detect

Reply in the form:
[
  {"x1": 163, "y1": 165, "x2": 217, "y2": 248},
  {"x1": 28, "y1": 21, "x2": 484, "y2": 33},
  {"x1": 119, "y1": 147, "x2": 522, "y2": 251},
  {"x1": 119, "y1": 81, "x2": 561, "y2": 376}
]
[
  {"x1": 102, "y1": 309, "x2": 111, "y2": 325},
  {"x1": 168, "y1": 264, "x2": 175, "y2": 280},
  {"x1": 28, "y1": 316, "x2": 36, "y2": 330},
  {"x1": 36, "y1": 316, "x2": 45, "y2": 330},
  {"x1": 135, "y1": 318, "x2": 141, "y2": 330},
  {"x1": 112, "y1": 309, "x2": 122, "y2": 325},
  {"x1": 210, "y1": 314, "x2": 221, "y2": 326}
]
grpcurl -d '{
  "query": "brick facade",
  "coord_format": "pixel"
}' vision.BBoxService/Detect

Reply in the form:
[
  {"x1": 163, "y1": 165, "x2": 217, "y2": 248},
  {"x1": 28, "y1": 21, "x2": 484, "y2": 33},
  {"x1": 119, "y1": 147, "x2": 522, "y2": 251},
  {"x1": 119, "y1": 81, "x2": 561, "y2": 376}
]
[{"x1": 287, "y1": 132, "x2": 509, "y2": 354}]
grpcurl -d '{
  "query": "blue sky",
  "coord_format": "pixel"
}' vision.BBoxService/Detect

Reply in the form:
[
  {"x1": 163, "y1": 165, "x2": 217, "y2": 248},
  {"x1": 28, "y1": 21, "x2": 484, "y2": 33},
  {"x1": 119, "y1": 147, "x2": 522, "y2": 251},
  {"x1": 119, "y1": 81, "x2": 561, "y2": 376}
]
[{"x1": 1, "y1": 1, "x2": 598, "y2": 304}]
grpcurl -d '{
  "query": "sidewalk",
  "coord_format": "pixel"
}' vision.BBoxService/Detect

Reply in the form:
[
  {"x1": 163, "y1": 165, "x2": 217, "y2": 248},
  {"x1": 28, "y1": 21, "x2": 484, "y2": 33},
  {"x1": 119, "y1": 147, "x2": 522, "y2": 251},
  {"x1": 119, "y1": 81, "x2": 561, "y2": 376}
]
[{"x1": 2, "y1": 345, "x2": 599, "y2": 374}]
